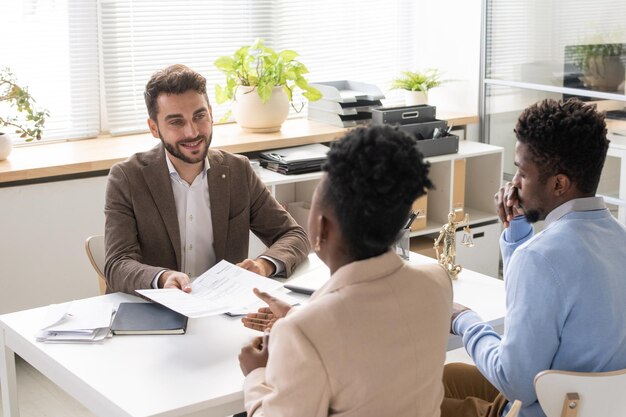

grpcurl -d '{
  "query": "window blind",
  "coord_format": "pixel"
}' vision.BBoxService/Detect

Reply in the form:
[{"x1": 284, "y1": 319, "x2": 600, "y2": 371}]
[
  {"x1": 101, "y1": 0, "x2": 413, "y2": 135},
  {"x1": 273, "y1": 0, "x2": 414, "y2": 111},
  {"x1": 485, "y1": 0, "x2": 626, "y2": 84},
  {"x1": 3, "y1": 0, "x2": 417, "y2": 140},
  {"x1": 99, "y1": 0, "x2": 274, "y2": 135},
  {"x1": 0, "y1": 0, "x2": 100, "y2": 142}
]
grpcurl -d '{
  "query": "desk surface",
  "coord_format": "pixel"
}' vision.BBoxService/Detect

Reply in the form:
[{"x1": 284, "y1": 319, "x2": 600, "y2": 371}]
[
  {"x1": 0, "y1": 112, "x2": 478, "y2": 184},
  {"x1": 0, "y1": 253, "x2": 504, "y2": 417}
]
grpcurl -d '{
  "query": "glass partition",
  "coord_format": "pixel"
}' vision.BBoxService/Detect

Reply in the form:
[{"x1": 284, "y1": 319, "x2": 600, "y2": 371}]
[{"x1": 482, "y1": 0, "x2": 626, "y2": 175}]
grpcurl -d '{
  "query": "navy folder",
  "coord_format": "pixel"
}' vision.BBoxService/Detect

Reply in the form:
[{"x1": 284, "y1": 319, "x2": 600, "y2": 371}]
[{"x1": 111, "y1": 302, "x2": 188, "y2": 335}]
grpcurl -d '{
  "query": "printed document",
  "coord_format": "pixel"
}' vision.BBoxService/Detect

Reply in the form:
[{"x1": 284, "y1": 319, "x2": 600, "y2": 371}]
[{"x1": 136, "y1": 260, "x2": 284, "y2": 318}]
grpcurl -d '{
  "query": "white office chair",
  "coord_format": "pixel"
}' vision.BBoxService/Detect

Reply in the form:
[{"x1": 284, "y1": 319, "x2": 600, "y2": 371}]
[
  {"x1": 505, "y1": 400, "x2": 522, "y2": 417},
  {"x1": 534, "y1": 368, "x2": 626, "y2": 417},
  {"x1": 85, "y1": 235, "x2": 107, "y2": 295}
]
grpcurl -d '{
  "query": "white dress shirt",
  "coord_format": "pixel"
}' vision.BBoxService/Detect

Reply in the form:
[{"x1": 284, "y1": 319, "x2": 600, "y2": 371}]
[
  {"x1": 152, "y1": 152, "x2": 283, "y2": 288},
  {"x1": 166, "y1": 155, "x2": 216, "y2": 278}
]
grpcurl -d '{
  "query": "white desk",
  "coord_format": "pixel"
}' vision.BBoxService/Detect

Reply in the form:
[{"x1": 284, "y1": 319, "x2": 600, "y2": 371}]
[{"x1": 0, "y1": 253, "x2": 505, "y2": 417}]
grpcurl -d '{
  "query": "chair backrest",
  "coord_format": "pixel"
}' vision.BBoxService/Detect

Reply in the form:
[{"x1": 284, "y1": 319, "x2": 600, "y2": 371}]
[
  {"x1": 85, "y1": 235, "x2": 106, "y2": 295},
  {"x1": 535, "y1": 368, "x2": 626, "y2": 417},
  {"x1": 505, "y1": 400, "x2": 522, "y2": 417}
]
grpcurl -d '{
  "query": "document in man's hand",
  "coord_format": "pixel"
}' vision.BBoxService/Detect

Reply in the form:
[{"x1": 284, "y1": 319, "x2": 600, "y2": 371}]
[
  {"x1": 111, "y1": 302, "x2": 188, "y2": 335},
  {"x1": 136, "y1": 260, "x2": 284, "y2": 318}
]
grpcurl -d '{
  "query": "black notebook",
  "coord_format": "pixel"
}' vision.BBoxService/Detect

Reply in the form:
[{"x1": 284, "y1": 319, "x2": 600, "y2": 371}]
[{"x1": 111, "y1": 302, "x2": 188, "y2": 335}]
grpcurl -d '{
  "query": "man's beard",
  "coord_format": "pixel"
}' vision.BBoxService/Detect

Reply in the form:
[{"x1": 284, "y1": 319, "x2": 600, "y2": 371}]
[
  {"x1": 161, "y1": 132, "x2": 211, "y2": 164},
  {"x1": 517, "y1": 197, "x2": 541, "y2": 224},
  {"x1": 524, "y1": 209, "x2": 541, "y2": 223}
]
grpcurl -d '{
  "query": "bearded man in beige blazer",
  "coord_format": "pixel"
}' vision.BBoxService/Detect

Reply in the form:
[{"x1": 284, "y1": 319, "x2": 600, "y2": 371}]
[
  {"x1": 104, "y1": 64, "x2": 309, "y2": 294},
  {"x1": 239, "y1": 125, "x2": 453, "y2": 417}
]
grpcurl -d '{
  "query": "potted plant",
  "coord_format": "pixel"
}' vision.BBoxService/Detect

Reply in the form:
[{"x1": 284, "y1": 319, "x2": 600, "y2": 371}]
[
  {"x1": 214, "y1": 38, "x2": 322, "y2": 132},
  {"x1": 571, "y1": 43, "x2": 625, "y2": 92},
  {"x1": 0, "y1": 67, "x2": 48, "y2": 160},
  {"x1": 391, "y1": 69, "x2": 445, "y2": 106}
]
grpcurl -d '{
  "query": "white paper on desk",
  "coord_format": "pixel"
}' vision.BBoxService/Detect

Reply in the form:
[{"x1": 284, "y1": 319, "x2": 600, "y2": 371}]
[
  {"x1": 136, "y1": 260, "x2": 284, "y2": 318},
  {"x1": 42, "y1": 302, "x2": 114, "y2": 332},
  {"x1": 37, "y1": 327, "x2": 110, "y2": 343}
]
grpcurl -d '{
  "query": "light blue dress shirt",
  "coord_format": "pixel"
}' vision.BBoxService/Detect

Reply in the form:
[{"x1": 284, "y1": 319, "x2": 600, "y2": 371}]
[{"x1": 453, "y1": 197, "x2": 626, "y2": 417}]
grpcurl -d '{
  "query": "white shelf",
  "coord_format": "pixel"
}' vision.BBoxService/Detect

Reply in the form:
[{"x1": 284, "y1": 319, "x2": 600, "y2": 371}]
[
  {"x1": 410, "y1": 207, "x2": 499, "y2": 238},
  {"x1": 252, "y1": 140, "x2": 504, "y2": 276},
  {"x1": 256, "y1": 140, "x2": 503, "y2": 187}
]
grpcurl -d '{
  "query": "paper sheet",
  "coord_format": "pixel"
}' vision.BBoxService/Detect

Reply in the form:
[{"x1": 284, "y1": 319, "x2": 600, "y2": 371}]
[
  {"x1": 37, "y1": 302, "x2": 114, "y2": 343},
  {"x1": 136, "y1": 260, "x2": 284, "y2": 318},
  {"x1": 42, "y1": 302, "x2": 114, "y2": 332},
  {"x1": 226, "y1": 288, "x2": 300, "y2": 316}
]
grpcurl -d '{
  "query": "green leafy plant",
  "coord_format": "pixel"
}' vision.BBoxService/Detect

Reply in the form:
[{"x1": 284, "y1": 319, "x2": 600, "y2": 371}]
[
  {"x1": 214, "y1": 38, "x2": 322, "y2": 119},
  {"x1": 0, "y1": 67, "x2": 49, "y2": 141},
  {"x1": 571, "y1": 43, "x2": 624, "y2": 71},
  {"x1": 391, "y1": 69, "x2": 446, "y2": 92}
]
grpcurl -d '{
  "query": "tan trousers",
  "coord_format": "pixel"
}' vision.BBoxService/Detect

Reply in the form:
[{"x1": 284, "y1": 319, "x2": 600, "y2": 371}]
[{"x1": 440, "y1": 363, "x2": 509, "y2": 417}]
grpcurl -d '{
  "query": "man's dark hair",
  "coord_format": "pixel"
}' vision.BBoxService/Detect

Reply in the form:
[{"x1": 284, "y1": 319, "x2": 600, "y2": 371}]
[
  {"x1": 514, "y1": 98, "x2": 609, "y2": 194},
  {"x1": 144, "y1": 64, "x2": 209, "y2": 121},
  {"x1": 320, "y1": 125, "x2": 433, "y2": 260}
]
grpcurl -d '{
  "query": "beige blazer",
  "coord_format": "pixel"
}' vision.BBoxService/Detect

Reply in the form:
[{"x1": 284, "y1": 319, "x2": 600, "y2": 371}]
[
  {"x1": 244, "y1": 250, "x2": 453, "y2": 417},
  {"x1": 104, "y1": 143, "x2": 310, "y2": 293}
]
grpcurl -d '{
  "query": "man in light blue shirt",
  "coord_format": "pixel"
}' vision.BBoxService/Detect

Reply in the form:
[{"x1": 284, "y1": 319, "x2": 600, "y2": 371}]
[{"x1": 442, "y1": 98, "x2": 626, "y2": 417}]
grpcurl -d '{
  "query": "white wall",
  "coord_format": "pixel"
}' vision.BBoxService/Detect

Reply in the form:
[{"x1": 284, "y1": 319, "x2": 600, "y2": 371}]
[
  {"x1": 413, "y1": 0, "x2": 483, "y2": 118},
  {"x1": 0, "y1": 177, "x2": 106, "y2": 314}
]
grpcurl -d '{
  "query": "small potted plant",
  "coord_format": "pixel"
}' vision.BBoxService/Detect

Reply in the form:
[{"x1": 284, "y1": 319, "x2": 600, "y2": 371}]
[
  {"x1": 391, "y1": 69, "x2": 445, "y2": 106},
  {"x1": 0, "y1": 67, "x2": 48, "y2": 160},
  {"x1": 571, "y1": 43, "x2": 624, "y2": 92},
  {"x1": 214, "y1": 38, "x2": 322, "y2": 132}
]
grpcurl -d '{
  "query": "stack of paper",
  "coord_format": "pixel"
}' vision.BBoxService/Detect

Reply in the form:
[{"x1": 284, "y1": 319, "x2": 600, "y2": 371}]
[
  {"x1": 307, "y1": 80, "x2": 385, "y2": 127},
  {"x1": 36, "y1": 302, "x2": 114, "y2": 343},
  {"x1": 258, "y1": 143, "x2": 330, "y2": 175}
]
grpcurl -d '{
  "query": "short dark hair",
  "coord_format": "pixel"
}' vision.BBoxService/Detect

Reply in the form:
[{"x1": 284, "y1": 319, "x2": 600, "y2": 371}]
[
  {"x1": 514, "y1": 98, "x2": 609, "y2": 194},
  {"x1": 144, "y1": 64, "x2": 209, "y2": 121},
  {"x1": 321, "y1": 125, "x2": 433, "y2": 260}
]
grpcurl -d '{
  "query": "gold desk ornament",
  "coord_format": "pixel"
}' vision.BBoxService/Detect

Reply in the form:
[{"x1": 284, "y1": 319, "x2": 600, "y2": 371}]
[{"x1": 433, "y1": 210, "x2": 474, "y2": 279}]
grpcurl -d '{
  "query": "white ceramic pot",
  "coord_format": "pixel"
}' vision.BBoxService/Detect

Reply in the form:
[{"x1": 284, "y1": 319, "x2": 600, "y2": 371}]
[
  {"x1": 404, "y1": 90, "x2": 428, "y2": 106},
  {"x1": 232, "y1": 85, "x2": 290, "y2": 133},
  {"x1": 0, "y1": 132, "x2": 13, "y2": 161}
]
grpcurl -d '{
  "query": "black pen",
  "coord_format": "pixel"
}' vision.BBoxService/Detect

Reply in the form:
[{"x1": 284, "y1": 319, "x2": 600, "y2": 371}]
[{"x1": 403, "y1": 210, "x2": 418, "y2": 229}]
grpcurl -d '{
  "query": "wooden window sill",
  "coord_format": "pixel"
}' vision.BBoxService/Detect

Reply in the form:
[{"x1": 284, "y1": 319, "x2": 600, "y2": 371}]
[{"x1": 0, "y1": 113, "x2": 478, "y2": 185}]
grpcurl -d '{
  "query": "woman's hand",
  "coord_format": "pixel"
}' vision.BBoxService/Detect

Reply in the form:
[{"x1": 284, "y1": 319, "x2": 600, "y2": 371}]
[
  {"x1": 241, "y1": 288, "x2": 292, "y2": 332},
  {"x1": 239, "y1": 333, "x2": 269, "y2": 376}
]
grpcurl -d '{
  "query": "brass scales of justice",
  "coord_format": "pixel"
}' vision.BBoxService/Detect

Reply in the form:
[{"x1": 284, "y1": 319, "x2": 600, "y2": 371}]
[{"x1": 433, "y1": 210, "x2": 474, "y2": 279}]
